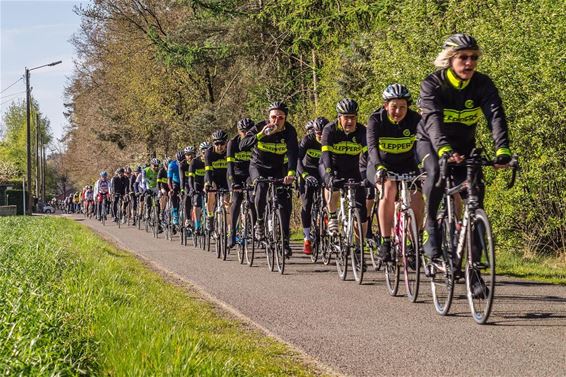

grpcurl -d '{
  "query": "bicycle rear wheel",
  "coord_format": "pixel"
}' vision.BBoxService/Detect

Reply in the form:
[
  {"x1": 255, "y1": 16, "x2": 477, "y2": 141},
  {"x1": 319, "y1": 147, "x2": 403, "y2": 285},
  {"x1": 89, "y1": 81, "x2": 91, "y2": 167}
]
[
  {"x1": 309, "y1": 205, "x2": 320, "y2": 263},
  {"x1": 274, "y1": 209, "x2": 285, "y2": 274},
  {"x1": 403, "y1": 209, "x2": 421, "y2": 303},
  {"x1": 466, "y1": 209, "x2": 495, "y2": 324},
  {"x1": 430, "y1": 216, "x2": 455, "y2": 315},
  {"x1": 351, "y1": 210, "x2": 365, "y2": 284}
]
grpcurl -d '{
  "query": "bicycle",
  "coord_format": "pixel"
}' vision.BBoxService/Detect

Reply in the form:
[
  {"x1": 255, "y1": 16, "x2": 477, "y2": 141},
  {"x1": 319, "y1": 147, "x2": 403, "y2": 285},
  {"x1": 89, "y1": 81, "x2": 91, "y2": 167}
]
[
  {"x1": 428, "y1": 148, "x2": 519, "y2": 324},
  {"x1": 207, "y1": 188, "x2": 229, "y2": 260},
  {"x1": 236, "y1": 185, "x2": 255, "y2": 266},
  {"x1": 329, "y1": 179, "x2": 365, "y2": 283},
  {"x1": 307, "y1": 183, "x2": 325, "y2": 263},
  {"x1": 380, "y1": 172, "x2": 421, "y2": 302},
  {"x1": 257, "y1": 178, "x2": 292, "y2": 274}
]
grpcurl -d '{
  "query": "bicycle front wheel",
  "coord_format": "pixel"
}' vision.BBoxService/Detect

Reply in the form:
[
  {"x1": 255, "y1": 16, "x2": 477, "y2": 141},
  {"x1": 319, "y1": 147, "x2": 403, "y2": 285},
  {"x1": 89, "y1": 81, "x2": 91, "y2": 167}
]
[
  {"x1": 351, "y1": 209, "x2": 365, "y2": 284},
  {"x1": 244, "y1": 210, "x2": 255, "y2": 266},
  {"x1": 221, "y1": 209, "x2": 228, "y2": 261},
  {"x1": 384, "y1": 243, "x2": 400, "y2": 296},
  {"x1": 274, "y1": 209, "x2": 286, "y2": 274},
  {"x1": 335, "y1": 234, "x2": 347, "y2": 281},
  {"x1": 430, "y1": 215, "x2": 455, "y2": 316},
  {"x1": 466, "y1": 209, "x2": 495, "y2": 325},
  {"x1": 403, "y1": 209, "x2": 421, "y2": 303},
  {"x1": 320, "y1": 208, "x2": 332, "y2": 265}
]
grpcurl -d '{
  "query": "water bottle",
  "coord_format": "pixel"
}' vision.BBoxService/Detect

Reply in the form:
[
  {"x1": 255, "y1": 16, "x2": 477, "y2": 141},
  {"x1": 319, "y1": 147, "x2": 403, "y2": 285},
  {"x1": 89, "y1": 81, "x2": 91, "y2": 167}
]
[{"x1": 264, "y1": 125, "x2": 275, "y2": 136}]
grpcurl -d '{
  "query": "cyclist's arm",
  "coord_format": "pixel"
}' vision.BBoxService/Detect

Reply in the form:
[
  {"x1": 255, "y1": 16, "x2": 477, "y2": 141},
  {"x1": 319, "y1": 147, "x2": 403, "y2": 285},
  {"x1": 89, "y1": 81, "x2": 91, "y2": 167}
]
[
  {"x1": 419, "y1": 77, "x2": 453, "y2": 157},
  {"x1": 321, "y1": 124, "x2": 334, "y2": 174},
  {"x1": 167, "y1": 162, "x2": 174, "y2": 190},
  {"x1": 297, "y1": 135, "x2": 309, "y2": 178},
  {"x1": 367, "y1": 113, "x2": 385, "y2": 170},
  {"x1": 188, "y1": 162, "x2": 195, "y2": 192},
  {"x1": 480, "y1": 76, "x2": 511, "y2": 156},
  {"x1": 226, "y1": 139, "x2": 236, "y2": 185},
  {"x1": 285, "y1": 125, "x2": 298, "y2": 176},
  {"x1": 239, "y1": 126, "x2": 259, "y2": 151},
  {"x1": 204, "y1": 150, "x2": 213, "y2": 185}
]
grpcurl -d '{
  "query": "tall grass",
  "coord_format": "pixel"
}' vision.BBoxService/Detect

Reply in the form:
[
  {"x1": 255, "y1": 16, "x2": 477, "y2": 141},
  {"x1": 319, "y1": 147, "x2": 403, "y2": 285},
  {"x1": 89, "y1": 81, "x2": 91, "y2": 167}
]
[{"x1": 0, "y1": 217, "x2": 322, "y2": 376}]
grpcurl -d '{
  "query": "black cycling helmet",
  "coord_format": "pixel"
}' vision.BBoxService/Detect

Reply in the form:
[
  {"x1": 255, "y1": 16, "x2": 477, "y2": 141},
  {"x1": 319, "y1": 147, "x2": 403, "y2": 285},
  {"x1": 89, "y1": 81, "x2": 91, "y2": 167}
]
[
  {"x1": 267, "y1": 101, "x2": 288, "y2": 115},
  {"x1": 305, "y1": 120, "x2": 315, "y2": 133},
  {"x1": 150, "y1": 158, "x2": 160, "y2": 166},
  {"x1": 136, "y1": 165, "x2": 142, "y2": 173},
  {"x1": 382, "y1": 84, "x2": 412, "y2": 104},
  {"x1": 443, "y1": 33, "x2": 479, "y2": 51},
  {"x1": 176, "y1": 150, "x2": 185, "y2": 161},
  {"x1": 117, "y1": 167, "x2": 125, "y2": 174},
  {"x1": 211, "y1": 130, "x2": 228, "y2": 143},
  {"x1": 313, "y1": 117, "x2": 329, "y2": 132},
  {"x1": 124, "y1": 166, "x2": 132, "y2": 173},
  {"x1": 199, "y1": 141, "x2": 211, "y2": 151},
  {"x1": 336, "y1": 98, "x2": 359, "y2": 115},
  {"x1": 237, "y1": 118, "x2": 254, "y2": 131}
]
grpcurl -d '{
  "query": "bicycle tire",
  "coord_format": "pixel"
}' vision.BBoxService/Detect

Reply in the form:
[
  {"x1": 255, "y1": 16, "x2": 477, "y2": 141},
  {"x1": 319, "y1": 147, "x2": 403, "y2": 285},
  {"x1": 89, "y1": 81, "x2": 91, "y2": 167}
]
[
  {"x1": 351, "y1": 209, "x2": 365, "y2": 284},
  {"x1": 274, "y1": 209, "x2": 285, "y2": 274},
  {"x1": 244, "y1": 210, "x2": 255, "y2": 266},
  {"x1": 310, "y1": 203, "x2": 320, "y2": 263},
  {"x1": 430, "y1": 215, "x2": 455, "y2": 316},
  {"x1": 264, "y1": 210, "x2": 275, "y2": 272},
  {"x1": 335, "y1": 234, "x2": 347, "y2": 281},
  {"x1": 221, "y1": 208, "x2": 228, "y2": 261},
  {"x1": 320, "y1": 208, "x2": 331, "y2": 265},
  {"x1": 368, "y1": 204, "x2": 382, "y2": 271},
  {"x1": 385, "y1": 222, "x2": 400, "y2": 296},
  {"x1": 465, "y1": 209, "x2": 495, "y2": 325},
  {"x1": 403, "y1": 209, "x2": 421, "y2": 303}
]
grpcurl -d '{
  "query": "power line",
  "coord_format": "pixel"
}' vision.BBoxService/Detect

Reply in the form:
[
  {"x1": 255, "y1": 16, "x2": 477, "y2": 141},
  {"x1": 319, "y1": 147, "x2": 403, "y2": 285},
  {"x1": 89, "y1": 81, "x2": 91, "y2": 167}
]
[
  {"x1": 1, "y1": 93, "x2": 26, "y2": 106},
  {"x1": 0, "y1": 90, "x2": 27, "y2": 100},
  {"x1": 0, "y1": 76, "x2": 24, "y2": 94}
]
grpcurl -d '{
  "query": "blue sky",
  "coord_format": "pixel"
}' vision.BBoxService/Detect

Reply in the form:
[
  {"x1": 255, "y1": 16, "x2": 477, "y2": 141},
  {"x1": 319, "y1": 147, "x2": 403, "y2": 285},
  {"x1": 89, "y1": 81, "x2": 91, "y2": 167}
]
[{"x1": 1, "y1": 0, "x2": 86, "y2": 141}]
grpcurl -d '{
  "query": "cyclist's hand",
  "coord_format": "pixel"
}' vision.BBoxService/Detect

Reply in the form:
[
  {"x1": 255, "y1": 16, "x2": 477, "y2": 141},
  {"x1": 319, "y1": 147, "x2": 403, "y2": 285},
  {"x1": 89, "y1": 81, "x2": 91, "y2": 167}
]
[
  {"x1": 283, "y1": 175, "x2": 295, "y2": 185},
  {"x1": 160, "y1": 188, "x2": 167, "y2": 195},
  {"x1": 494, "y1": 154, "x2": 511, "y2": 167},
  {"x1": 204, "y1": 183, "x2": 212, "y2": 192},
  {"x1": 375, "y1": 168, "x2": 387, "y2": 185},
  {"x1": 305, "y1": 175, "x2": 318, "y2": 188},
  {"x1": 449, "y1": 152, "x2": 464, "y2": 164},
  {"x1": 231, "y1": 184, "x2": 242, "y2": 191}
]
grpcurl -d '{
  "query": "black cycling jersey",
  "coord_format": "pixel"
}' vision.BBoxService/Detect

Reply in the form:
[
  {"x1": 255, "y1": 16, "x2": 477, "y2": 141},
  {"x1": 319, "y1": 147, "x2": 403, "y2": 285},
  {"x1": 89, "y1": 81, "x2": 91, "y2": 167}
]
[
  {"x1": 239, "y1": 120, "x2": 298, "y2": 177},
  {"x1": 128, "y1": 174, "x2": 136, "y2": 193},
  {"x1": 297, "y1": 133, "x2": 322, "y2": 178},
  {"x1": 179, "y1": 159, "x2": 190, "y2": 190},
  {"x1": 111, "y1": 175, "x2": 129, "y2": 196},
  {"x1": 204, "y1": 148, "x2": 228, "y2": 188},
  {"x1": 418, "y1": 68, "x2": 510, "y2": 157},
  {"x1": 227, "y1": 134, "x2": 251, "y2": 183},
  {"x1": 367, "y1": 107, "x2": 420, "y2": 172},
  {"x1": 157, "y1": 167, "x2": 169, "y2": 191},
  {"x1": 189, "y1": 156, "x2": 206, "y2": 192},
  {"x1": 321, "y1": 120, "x2": 368, "y2": 180}
]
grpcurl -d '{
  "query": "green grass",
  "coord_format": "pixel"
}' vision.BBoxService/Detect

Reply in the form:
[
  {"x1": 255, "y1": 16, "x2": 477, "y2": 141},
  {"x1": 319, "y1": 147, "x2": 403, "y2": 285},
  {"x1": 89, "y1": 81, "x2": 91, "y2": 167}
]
[
  {"x1": 0, "y1": 217, "x2": 325, "y2": 376},
  {"x1": 496, "y1": 250, "x2": 566, "y2": 285}
]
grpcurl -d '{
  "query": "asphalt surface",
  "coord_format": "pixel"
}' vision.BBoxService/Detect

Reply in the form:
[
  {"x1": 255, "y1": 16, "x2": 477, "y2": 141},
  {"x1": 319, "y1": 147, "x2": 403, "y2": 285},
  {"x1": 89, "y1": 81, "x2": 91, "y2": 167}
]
[{"x1": 68, "y1": 214, "x2": 566, "y2": 377}]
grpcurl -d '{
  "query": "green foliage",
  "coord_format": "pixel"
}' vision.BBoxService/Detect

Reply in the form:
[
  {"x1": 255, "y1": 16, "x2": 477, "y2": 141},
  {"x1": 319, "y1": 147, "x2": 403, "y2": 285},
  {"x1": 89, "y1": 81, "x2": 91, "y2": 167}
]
[{"x1": 0, "y1": 216, "x2": 323, "y2": 376}]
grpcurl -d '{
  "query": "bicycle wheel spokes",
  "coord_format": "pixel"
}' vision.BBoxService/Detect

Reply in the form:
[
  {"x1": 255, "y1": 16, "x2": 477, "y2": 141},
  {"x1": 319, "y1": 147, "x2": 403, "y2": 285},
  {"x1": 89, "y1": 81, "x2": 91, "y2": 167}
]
[
  {"x1": 351, "y1": 210, "x2": 365, "y2": 284},
  {"x1": 320, "y1": 209, "x2": 332, "y2": 265},
  {"x1": 244, "y1": 210, "x2": 255, "y2": 266},
  {"x1": 403, "y1": 210, "x2": 421, "y2": 303},
  {"x1": 335, "y1": 235, "x2": 347, "y2": 280},
  {"x1": 430, "y1": 217, "x2": 455, "y2": 315},
  {"x1": 466, "y1": 209, "x2": 495, "y2": 325},
  {"x1": 221, "y1": 209, "x2": 228, "y2": 261}
]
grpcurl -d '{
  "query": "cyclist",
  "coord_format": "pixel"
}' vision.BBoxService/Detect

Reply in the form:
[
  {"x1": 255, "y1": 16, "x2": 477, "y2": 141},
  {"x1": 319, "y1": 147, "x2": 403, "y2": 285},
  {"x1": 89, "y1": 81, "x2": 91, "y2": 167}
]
[
  {"x1": 129, "y1": 166, "x2": 141, "y2": 225},
  {"x1": 157, "y1": 158, "x2": 170, "y2": 225},
  {"x1": 417, "y1": 34, "x2": 512, "y2": 298},
  {"x1": 189, "y1": 142, "x2": 209, "y2": 234},
  {"x1": 297, "y1": 117, "x2": 328, "y2": 255},
  {"x1": 141, "y1": 158, "x2": 160, "y2": 223},
  {"x1": 73, "y1": 191, "x2": 81, "y2": 213},
  {"x1": 168, "y1": 151, "x2": 183, "y2": 227},
  {"x1": 180, "y1": 146, "x2": 196, "y2": 228},
  {"x1": 321, "y1": 98, "x2": 368, "y2": 236},
  {"x1": 95, "y1": 171, "x2": 110, "y2": 220},
  {"x1": 240, "y1": 101, "x2": 298, "y2": 257},
  {"x1": 84, "y1": 185, "x2": 94, "y2": 216},
  {"x1": 367, "y1": 83, "x2": 424, "y2": 262},
  {"x1": 227, "y1": 118, "x2": 255, "y2": 249},
  {"x1": 111, "y1": 167, "x2": 128, "y2": 222},
  {"x1": 204, "y1": 130, "x2": 230, "y2": 232}
]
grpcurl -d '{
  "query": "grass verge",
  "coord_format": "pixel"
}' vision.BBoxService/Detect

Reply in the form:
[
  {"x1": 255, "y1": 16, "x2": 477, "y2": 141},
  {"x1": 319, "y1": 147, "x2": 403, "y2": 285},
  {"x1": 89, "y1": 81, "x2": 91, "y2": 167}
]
[
  {"x1": 496, "y1": 250, "x2": 566, "y2": 285},
  {"x1": 0, "y1": 216, "x2": 325, "y2": 376}
]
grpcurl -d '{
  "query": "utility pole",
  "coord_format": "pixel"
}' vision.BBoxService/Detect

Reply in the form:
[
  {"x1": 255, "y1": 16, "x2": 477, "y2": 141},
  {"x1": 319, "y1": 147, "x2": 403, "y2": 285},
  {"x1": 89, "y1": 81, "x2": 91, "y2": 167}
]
[
  {"x1": 25, "y1": 68, "x2": 32, "y2": 215},
  {"x1": 41, "y1": 133, "x2": 46, "y2": 202},
  {"x1": 36, "y1": 112, "x2": 41, "y2": 201}
]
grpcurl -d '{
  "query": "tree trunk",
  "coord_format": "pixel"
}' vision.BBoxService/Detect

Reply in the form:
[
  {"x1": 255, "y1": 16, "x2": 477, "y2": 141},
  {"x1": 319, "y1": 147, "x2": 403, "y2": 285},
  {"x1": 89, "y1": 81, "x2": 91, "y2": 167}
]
[
  {"x1": 205, "y1": 68, "x2": 215, "y2": 103},
  {"x1": 311, "y1": 49, "x2": 319, "y2": 111}
]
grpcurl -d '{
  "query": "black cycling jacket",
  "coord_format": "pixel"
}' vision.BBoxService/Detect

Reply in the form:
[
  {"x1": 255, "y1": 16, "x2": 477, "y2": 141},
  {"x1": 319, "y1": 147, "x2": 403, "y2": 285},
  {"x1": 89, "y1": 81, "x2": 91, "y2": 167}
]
[
  {"x1": 297, "y1": 133, "x2": 322, "y2": 178},
  {"x1": 188, "y1": 157, "x2": 206, "y2": 192},
  {"x1": 179, "y1": 159, "x2": 190, "y2": 190},
  {"x1": 367, "y1": 107, "x2": 420, "y2": 170},
  {"x1": 239, "y1": 120, "x2": 298, "y2": 176},
  {"x1": 227, "y1": 134, "x2": 251, "y2": 183},
  {"x1": 321, "y1": 120, "x2": 367, "y2": 179},
  {"x1": 204, "y1": 148, "x2": 227, "y2": 185},
  {"x1": 418, "y1": 68, "x2": 510, "y2": 157}
]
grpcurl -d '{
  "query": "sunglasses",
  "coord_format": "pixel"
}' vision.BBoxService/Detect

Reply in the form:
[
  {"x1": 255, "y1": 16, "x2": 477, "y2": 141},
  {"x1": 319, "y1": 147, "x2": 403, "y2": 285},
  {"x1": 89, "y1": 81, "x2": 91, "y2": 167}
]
[
  {"x1": 214, "y1": 142, "x2": 226, "y2": 146},
  {"x1": 270, "y1": 115, "x2": 285, "y2": 120},
  {"x1": 457, "y1": 54, "x2": 479, "y2": 61}
]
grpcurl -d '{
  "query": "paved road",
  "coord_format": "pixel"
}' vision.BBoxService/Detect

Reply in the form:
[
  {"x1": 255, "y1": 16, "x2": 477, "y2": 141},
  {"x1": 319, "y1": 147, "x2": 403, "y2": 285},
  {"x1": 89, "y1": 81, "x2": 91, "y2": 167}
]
[{"x1": 69, "y1": 215, "x2": 566, "y2": 377}]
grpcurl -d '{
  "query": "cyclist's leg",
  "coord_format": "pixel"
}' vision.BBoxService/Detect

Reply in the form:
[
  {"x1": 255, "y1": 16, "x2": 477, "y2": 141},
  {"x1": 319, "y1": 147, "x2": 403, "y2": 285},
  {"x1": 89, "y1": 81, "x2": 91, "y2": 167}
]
[
  {"x1": 171, "y1": 185, "x2": 180, "y2": 225},
  {"x1": 416, "y1": 139, "x2": 443, "y2": 258},
  {"x1": 250, "y1": 166, "x2": 267, "y2": 238}
]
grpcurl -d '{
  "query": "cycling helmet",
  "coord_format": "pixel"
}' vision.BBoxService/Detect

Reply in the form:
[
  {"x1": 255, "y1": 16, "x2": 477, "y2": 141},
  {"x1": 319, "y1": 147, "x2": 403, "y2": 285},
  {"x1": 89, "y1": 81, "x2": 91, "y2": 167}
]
[
  {"x1": 305, "y1": 120, "x2": 315, "y2": 133},
  {"x1": 211, "y1": 130, "x2": 228, "y2": 143},
  {"x1": 313, "y1": 117, "x2": 329, "y2": 132},
  {"x1": 442, "y1": 33, "x2": 479, "y2": 51},
  {"x1": 199, "y1": 141, "x2": 211, "y2": 151},
  {"x1": 267, "y1": 101, "x2": 288, "y2": 115},
  {"x1": 237, "y1": 118, "x2": 254, "y2": 131},
  {"x1": 124, "y1": 166, "x2": 132, "y2": 173},
  {"x1": 135, "y1": 165, "x2": 142, "y2": 173},
  {"x1": 184, "y1": 145, "x2": 196, "y2": 155},
  {"x1": 175, "y1": 150, "x2": 184, "y2": 161},
  {"x1": 382, "y1": 84, "x2": 412, "y2": 104},
  {"x1": 150, "y1": 158, "x2": 160, "y2": 166},
  {"x1": 336, "y1": 98, "x2": 359, "y2": 115},
  {"x1": 100, "y1": 171, "x2": 108, "y2": 177}
]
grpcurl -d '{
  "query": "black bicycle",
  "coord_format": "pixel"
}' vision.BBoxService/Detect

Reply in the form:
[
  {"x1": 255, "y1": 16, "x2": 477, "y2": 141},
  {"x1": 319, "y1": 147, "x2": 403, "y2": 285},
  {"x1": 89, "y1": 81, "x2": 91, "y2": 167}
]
[{"x1": 428, "y1": 148, "x2": 519, "y2": 324}]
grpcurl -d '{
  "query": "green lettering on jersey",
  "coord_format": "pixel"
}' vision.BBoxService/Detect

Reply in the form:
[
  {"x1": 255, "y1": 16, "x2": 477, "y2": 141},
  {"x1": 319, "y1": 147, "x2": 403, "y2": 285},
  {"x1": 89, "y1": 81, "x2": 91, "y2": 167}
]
[
  {"x1": 306, "y1": 149, "x2": 322, "y2": 158},
  {"x1": 378, "y1": 136, "x2": 416, "y2": 154},
  {"x1": 234, "y1": 151, "x2": 252, "y2": 161},
  {"x1": 443, "y1": 107, "x2": 482, "y2": 126},
  {"x1": 258, "y1": 141, "x2": 288, "y2": 155},
  {"x1": 330, "y1": 141, "x2": 365, "y2": 156},
  {"x1": 212, "y1": 159, "x2": 228, "y2": 170}
]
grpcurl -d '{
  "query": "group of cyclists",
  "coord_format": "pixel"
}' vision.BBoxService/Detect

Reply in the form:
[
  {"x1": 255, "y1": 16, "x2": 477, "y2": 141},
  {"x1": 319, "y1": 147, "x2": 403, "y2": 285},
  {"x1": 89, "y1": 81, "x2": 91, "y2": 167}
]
[{"x1": 83, "y1": 34, "x2": 517, "y2": 324}]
